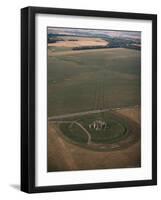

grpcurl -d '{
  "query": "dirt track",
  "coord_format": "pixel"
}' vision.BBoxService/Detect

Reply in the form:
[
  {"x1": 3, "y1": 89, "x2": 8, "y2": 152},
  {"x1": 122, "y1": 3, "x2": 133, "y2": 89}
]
[
  {"x1": 48, "y1": 107, "x2": 141, "y2": 172},
  {"x1": 48, "y1": 105, "x2": 139, "y2": 120},
  {"x1": 50, "y1": 120, "x2": 92, "y2": 144}
]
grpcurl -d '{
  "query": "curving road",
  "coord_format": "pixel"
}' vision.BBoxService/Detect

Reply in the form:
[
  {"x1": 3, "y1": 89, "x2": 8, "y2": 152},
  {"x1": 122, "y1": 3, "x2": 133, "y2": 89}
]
[{"x1": 51, "y1": 120, "x2": 92, "y2": 144}]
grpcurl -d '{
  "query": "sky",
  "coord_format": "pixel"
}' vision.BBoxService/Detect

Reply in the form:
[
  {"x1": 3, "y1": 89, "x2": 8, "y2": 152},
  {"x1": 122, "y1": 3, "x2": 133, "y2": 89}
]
[{"x1": 48, "y1": 27, "x2": 141, "y2": 40}]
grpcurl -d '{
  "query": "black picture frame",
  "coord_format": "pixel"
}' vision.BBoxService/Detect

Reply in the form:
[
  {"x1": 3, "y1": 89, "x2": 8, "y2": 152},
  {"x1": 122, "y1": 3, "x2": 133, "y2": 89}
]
[{"x1": 21, "y1": 6, "x2": 157, "y2": 193}]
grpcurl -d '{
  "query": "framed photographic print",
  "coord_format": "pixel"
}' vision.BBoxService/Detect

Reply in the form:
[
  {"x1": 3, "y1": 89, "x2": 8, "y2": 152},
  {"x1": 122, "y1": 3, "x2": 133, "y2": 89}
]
[{"x1": 21, "y1": 6, "x2": 157, "y2": 193}]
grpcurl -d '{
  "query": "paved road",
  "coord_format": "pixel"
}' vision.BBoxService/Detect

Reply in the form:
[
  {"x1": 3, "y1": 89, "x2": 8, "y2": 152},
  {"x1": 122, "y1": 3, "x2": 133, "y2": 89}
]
[{"x1": 48, "y1": 105, "x2": 139, "y2": 120}]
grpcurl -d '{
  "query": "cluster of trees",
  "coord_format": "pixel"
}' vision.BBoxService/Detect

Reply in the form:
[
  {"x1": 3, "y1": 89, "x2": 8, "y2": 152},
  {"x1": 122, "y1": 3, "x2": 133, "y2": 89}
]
[
  {"x1": 68, "y1": 39, "x2": 78, "y2": 41},
  {"x1": 48, "y1": 37, "x2": 78, "y2": 44},
  {"x1": 126, "y1": 44, "x2": 141, "y2": 50},
  {"x1": 72, "y1": 45, "x2": 108, "y2": 50},
  {"x1": 47, "y1": 33, "x2": 141, "y2": 50},
  {"x1": 107, "y1": 38, "x2": 141, "y2": 50},
  {"x1": 48, "y1": 38, "x2": 65, "y2": 43}
]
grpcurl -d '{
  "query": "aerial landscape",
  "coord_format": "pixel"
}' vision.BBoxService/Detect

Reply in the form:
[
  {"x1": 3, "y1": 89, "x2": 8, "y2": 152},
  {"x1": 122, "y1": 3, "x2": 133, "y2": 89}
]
[{"x1": 47, "y1": 27, "x2": 141, "y2": 172}]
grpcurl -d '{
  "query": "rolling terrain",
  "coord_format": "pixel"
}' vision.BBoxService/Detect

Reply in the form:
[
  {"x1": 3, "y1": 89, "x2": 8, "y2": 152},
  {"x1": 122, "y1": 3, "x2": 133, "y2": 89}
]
[
  {"x1": 47, "y1": 31, "x2": 141, "y2": 172},
  {"x1": 48, "y1": 48, "x2": 140, "y2": 117}
]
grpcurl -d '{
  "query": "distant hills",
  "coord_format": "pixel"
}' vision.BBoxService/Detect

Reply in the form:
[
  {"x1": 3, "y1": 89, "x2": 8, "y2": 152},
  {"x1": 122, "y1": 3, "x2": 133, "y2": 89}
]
[{"x1": 47, "y1": 27, "x2": 141, "y2": 40}]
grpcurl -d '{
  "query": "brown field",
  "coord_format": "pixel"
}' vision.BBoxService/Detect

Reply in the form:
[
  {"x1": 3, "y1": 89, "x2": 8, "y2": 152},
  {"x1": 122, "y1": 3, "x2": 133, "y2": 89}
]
[
  {"x1": 48, "y1": 37, "x2": 108, "y2": 48},
  {"x1": 115, "y1": 106, "x2": 141, "y2": 124},
  {"x1": 47, "y1": 47, "x2": 125, "y2": 57},
  {"x1": 48, "y1": 107, "x2": 141, "y2": 172}
]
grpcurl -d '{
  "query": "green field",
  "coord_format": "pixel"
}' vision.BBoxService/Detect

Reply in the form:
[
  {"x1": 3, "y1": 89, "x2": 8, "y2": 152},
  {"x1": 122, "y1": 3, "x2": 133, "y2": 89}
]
[
  {"x1": 48, "y1": 48, "x2": 141, "y2": 117},
  {"x1": 60, "y1": 123, "x2": 89, "y2": 144},
  {"x1": 59, "y1": 112, "x2": 129, "y2": 145}
]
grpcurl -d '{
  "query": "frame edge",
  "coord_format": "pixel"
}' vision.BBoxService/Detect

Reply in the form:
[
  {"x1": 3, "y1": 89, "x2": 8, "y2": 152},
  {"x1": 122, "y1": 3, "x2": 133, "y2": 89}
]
[
  {"x1": 21, "y1": 7, "x2": 30, "y2": 193},
  {"x1": 21, "y1": 7, "x2": 36, "y2": 193},
  {"x1": 21, "y1": 6, "x2": 157, "y2": 193}
]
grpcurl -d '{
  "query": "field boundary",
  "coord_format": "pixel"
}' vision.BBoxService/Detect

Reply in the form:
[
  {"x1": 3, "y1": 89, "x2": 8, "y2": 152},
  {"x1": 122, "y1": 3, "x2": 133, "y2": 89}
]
[{"x1": 48, "y1": 105, "x2": 139, "y2": 120}]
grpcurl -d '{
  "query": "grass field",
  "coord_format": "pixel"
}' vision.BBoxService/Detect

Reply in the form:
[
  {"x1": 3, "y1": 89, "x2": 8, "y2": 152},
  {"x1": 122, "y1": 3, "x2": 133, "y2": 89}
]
[
  {"x1": 47, "y1": 29, "x2": 141, "y2": 172},
  {"x1": 59, "y1": 112, "x2": 128, "y2": 145},
  {"x1": 48, "y1": 108, "x2": 141, "y2": 171},
  {"x1": 48, "y1": 48, "x2": 141, "y2": 117}
]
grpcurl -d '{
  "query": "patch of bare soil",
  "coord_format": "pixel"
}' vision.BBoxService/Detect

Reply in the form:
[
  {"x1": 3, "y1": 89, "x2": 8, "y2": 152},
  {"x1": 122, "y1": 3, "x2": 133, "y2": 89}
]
[
  {"x1": 115, "y1": 106, "x2": 141, "y2": 124},
  {"x1": 48, "y1": 124, "x2": 77, "y2": 171}
]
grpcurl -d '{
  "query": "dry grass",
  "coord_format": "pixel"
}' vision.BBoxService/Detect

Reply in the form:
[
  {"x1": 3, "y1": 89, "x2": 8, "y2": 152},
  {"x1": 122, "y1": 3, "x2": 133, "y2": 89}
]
[
  {"x1": 115, "y1": 106, "x2": 141, "y2": 124},
  {"x1": 48, "y1": 47, "x2": 118, "y2": 57},
  {"x1": 48, "y1": 37, "x2": 108, "y2": 48},
  {"x1": 48, "y1": 109, "x2": 141, "y2": 172},
  {"x1": 48, "y1": 124, "x2": 77, "y2": 171}
]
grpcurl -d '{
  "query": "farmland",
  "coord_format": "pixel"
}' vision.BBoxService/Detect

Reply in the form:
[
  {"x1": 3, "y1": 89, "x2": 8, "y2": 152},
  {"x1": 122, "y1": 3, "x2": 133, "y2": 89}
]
[
  {"x1": 48, "y1": 108, "x2": 141, "y2": 171},
  {"x1": 47, "y1": 29, "x2": 141, "y2": 172},
  {"x1": 48, "y1": 48, "x2": 140, "y2": 117}
]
